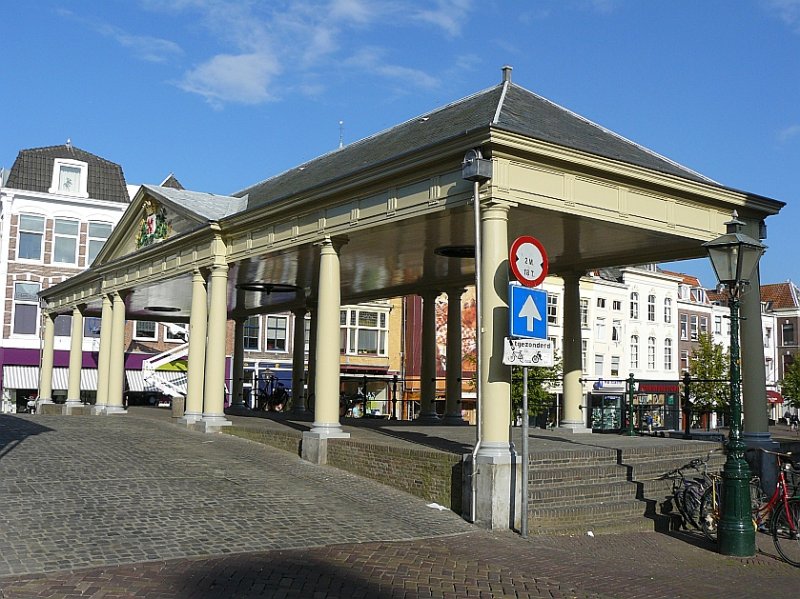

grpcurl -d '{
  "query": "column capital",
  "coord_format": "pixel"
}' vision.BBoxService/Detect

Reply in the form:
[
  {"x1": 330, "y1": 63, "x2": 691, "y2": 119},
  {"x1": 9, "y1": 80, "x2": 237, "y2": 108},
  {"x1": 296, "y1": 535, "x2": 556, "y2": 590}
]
[{"x1": 317, "y1": 235, "x2": 349, "y2": 254}]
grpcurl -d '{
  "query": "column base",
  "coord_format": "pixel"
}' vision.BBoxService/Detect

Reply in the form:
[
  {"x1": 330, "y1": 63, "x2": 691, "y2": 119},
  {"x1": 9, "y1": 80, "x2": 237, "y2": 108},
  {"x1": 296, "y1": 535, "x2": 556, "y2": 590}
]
[
  {"x1": 743, "y1": 432, "x2": 781, "y2": 496},
  {"x1": 104, "y1": 405, "x2": 128, "y2": 415},
  {"x1": 308, "y1": 422, "x2": 350, "y2": 439},
  {"x1": 178, "y1": 412, "x2": 203, "y2": 426},
  {"x1": 442, "y1": 413, "x2": 469, "y2": 425},
  {"x1": 416, "y1": 412, "x2": 441, "y2": 423},
  {"x1": 464, "y1": 447, "x2": 522, "y2": 531},
  {"x1": 558, "y1": 421, "x2": 592, "y2": 434},
  {"x1": 302, "y1": 429, "x2": 351, "y2": 464},
  {"x1": 198, "y1": 415, "x2": 232, "y2": 433},
  {"x1": 91, "y1": 404, "x2": 107, "y2": 415},
  {"x1": 64, "y1": 399, "x2": 83, "y2": 407}
]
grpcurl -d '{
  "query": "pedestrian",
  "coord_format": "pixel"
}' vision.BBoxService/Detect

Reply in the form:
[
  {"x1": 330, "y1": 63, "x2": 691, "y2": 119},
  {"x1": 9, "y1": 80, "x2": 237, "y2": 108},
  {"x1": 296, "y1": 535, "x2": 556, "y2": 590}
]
[
  {"x1": 644, "y1": 412, "x2": 654, "y2": 434},
  {"x1": 791, "y1": 413, "x2": 799, "y2": 433}
]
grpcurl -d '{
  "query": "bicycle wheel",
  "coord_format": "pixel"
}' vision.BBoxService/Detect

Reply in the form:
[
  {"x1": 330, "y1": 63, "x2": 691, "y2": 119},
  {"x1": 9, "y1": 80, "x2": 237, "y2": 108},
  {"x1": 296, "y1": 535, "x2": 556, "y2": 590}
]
[
  {"x1": 700, "y1": 484, "x2": 720, "y2": 541},
  {"x1": 772, "y1": 498, "x2": 800, "y2": 567}
]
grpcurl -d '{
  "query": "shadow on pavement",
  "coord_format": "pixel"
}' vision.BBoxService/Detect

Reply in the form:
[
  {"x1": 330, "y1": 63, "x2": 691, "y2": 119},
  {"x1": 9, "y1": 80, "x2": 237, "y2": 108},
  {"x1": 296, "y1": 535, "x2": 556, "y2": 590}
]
[{"x1": 0, "y1": 415, "x2": 53, "y2": 461}]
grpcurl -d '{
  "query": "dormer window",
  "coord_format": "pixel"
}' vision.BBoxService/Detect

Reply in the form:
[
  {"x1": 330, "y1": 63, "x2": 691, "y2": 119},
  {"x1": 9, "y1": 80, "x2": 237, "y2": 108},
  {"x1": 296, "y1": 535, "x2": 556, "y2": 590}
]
[{"x1": 49, "y1": 159, "x2": 89, "y2": 197}]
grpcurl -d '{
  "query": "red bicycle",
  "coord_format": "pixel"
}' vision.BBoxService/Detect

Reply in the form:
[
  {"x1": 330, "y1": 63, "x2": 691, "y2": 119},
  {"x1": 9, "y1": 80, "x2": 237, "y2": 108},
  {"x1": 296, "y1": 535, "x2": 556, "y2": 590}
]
[{"x1": 701, "y1": 448, "x2": 800, "y2": 566}]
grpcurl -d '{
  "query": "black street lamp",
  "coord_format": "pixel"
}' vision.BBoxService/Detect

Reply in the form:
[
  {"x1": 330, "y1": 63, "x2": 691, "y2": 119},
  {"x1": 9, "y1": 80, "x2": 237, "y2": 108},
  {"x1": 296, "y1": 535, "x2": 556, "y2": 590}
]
[{"x1": 703, "y1": 212, "x2": 766, "y2": 557}]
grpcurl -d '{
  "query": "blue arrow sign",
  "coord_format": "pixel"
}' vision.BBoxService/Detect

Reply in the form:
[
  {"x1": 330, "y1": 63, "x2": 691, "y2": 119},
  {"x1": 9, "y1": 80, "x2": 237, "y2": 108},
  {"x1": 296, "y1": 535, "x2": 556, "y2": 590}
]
[{"x1": 509, "y1": 284, "x2": 548, "y2": 339}]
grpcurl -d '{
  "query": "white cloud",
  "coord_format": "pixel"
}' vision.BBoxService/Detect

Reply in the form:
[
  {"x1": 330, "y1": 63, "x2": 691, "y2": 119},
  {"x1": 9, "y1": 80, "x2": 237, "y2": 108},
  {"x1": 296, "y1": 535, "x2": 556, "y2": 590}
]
[
  {"x1": 178, "y1": 53, "x2": 281, "y2": 108},
  {"x1": 95, "y1": 24, "x2": 184, "y2": 63},
  {"x1": 778, "y1": 124, "x2": 800, "y2": 142},
  {"x1": 767, "y1": 0, "x2": 800, "y2": 30},
  {"x1": 412, "y1": 0, "x2": 473, "y2": 37},
  {"x1": 129, "y1": 0, "x2": 460, "y2": 105}
]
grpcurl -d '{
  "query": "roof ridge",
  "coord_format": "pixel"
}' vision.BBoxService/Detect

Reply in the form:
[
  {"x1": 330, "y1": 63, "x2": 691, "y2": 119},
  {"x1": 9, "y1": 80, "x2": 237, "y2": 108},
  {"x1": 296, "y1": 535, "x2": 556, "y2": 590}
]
[
  {"x1": 19, "y1": 144, "x2": 120, "y2": 167},
  {"x1": 232, "y1": 83, "x2": 503, "y2": 197}
]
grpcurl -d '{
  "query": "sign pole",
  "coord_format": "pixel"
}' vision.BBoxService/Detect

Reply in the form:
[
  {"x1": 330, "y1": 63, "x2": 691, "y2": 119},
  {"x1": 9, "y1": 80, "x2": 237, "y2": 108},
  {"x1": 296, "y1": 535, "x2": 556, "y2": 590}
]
[{"x1": 521, "y1": 365, "x2": 529, "y2": 538}]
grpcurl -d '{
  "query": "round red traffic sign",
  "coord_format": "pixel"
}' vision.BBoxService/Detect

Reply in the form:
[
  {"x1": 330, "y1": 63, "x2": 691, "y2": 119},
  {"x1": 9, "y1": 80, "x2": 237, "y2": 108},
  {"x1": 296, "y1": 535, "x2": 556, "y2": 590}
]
[{"x1": 509, "y1": 236, "x2": 548, "y2": 287}]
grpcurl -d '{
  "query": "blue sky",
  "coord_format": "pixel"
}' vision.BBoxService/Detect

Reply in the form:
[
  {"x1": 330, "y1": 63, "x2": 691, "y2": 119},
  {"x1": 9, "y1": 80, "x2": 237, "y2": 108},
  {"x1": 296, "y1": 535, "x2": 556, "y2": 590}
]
[{"x1": 3, "y1": 0, "x2": 799, "y2": 288}]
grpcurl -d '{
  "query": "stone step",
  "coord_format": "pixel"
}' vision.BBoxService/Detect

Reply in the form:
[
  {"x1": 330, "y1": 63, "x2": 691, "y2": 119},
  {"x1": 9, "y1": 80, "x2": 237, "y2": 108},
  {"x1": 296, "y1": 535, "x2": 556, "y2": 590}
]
[
  {"x1": 528, "y1": 500, "x2": 651, "y2": 535},
  {"x1": 528, "y1": 480, "x2": 637, "y2": 507},
  {"x1": 528, "y1": 462, "x2": 625, "y2": 485}
]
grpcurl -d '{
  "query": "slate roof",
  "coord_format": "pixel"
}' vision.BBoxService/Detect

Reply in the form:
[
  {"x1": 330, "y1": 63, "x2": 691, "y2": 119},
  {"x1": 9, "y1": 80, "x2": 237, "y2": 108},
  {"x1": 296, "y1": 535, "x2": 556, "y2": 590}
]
[
  {"x1": 5, "y1": 144, "x2": 129, "y2": 204},
  {"x1": 236, "y1": 79, "x2": 716, "y2": 208},
  {"x1": 761, "y1": 282, "x2": 800, "y2": 310},
  {"x1": 142, "y1": 185, "x2": 248, "y2": 221}
]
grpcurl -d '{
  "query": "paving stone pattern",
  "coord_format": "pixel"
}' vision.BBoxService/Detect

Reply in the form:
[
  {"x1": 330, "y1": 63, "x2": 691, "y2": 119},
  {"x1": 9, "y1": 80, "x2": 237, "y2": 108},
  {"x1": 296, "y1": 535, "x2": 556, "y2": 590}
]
[{"x1": 0, "y1": 413, "x2": 798, "y2": 598}]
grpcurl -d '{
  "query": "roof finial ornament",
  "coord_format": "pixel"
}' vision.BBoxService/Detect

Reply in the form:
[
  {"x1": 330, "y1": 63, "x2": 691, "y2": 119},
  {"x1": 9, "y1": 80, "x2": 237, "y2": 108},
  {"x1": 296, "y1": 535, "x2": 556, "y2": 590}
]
[
  {"x1": 66, "y1": 138, "x2": 72, "y2": 148},
  {"x1": 501, "y1": 65, "x2": 512, "y2": 83}
]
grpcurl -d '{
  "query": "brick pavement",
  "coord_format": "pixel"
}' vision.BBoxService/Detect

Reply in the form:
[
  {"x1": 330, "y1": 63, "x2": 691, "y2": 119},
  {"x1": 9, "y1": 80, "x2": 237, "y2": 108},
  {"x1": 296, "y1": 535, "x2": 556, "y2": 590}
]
[{"x1": 0, "y1": 413, "x2": 797, "y2": 598}]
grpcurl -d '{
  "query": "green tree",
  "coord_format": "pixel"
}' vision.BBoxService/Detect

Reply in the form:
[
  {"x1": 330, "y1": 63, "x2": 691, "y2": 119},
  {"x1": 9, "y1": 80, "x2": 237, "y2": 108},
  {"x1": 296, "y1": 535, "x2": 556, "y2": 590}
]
[
  {"x1": 689, "y1": 333, "x2": 729, "y2": 421},
  {"x1": 781, "y1": 353, "x2": 800, "y2": 410},
  {"x1": 511, "y1": 353, "x2": 563, "y2": 426}
]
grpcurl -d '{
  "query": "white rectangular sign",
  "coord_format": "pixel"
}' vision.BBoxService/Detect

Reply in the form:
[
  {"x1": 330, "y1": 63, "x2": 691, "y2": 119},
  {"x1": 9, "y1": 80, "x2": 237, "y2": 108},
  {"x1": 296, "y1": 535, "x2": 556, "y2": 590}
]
[{"x1": 502, "y1": 337, "x2": 554, "y2": 367}]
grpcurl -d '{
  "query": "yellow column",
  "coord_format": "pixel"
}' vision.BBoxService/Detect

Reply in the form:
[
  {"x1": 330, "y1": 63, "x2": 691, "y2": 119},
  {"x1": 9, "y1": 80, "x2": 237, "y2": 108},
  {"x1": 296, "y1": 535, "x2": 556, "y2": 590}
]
[
  {"x1": 93, "y1": 294, "x2": 113, "y2": 413},
  {"x1": 477, "y1": 203, "x2": 512, "y2": 457},
  {"x1": 444, "y1": 288, "x2": 467, "y2": 424},
  {"x1": 182, "y1": 269, "x2": 207, "y2": 423},
  {"x1": 202, "y1": 263, "x2": 231, "y2": 429},
  {"x1": 418, "y1": 290, "x2": 441, "y2": 421},
  {"x1": 65, "y1": 306, "x2": 84, "y2": 407},
  {"x1": 105, "y1": 291, "x2": 127, "y2": 414},
  {"x1": 560, "y1": 272, "x2": 589, "y2": 432},
  {"x1": 310, "y1": 238, "x2": 348, "y2": 438},
  {"x1": 38, "y1": 312, "x2": 56, "y2": 403}
]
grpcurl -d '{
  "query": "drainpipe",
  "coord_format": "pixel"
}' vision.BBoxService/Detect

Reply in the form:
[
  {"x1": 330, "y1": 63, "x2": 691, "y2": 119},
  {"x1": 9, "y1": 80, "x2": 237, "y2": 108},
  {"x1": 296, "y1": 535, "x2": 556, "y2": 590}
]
[{"x1": 462, "y1": 148, "x2": 493, "y2": 522}]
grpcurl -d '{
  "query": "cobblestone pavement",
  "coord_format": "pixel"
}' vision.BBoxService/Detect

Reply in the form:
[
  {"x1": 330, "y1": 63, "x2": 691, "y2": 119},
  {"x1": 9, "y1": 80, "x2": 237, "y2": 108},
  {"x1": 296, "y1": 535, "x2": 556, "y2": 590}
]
[{"x1": 0, "y1": 413, "x2": 798, "y2": 598}]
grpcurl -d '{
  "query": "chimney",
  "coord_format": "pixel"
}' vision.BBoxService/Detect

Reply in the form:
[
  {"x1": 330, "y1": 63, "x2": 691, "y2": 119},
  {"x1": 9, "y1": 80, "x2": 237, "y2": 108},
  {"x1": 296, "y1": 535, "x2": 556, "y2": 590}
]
[{"x1": 502, "y1": 65, "x2": 512, "y2": 83}]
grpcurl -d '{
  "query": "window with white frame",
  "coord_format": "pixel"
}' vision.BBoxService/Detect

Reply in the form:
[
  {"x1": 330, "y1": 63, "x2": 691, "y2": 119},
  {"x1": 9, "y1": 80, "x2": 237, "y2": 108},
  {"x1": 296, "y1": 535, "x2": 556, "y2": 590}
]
[
  {"x1": 714, "y1": 315, "x2": 722, "y2": 335},
  {"x1": 581, "y1": 339, "x2": 588, "y2": 372},
  {"x1": 690, "y1": 315, "x2": 699, "y2": 340},
  {"x1": 612, "y1": 319, "x2": 622, "y2": 342},
  {"x1": 765, "y1": 327, "x2": 772, "y2": 348},
  {"x1": 648, "y1": 337, "x2": 656, "y2": 369},
  {"x1": 134, "y1": 321, "x2": 157, "y2": 340},
  {"x1": 547, "y1": 293, "x2": 559, "y2": 325},
  {"x1": 612, "y1": 300, "x2": 622, "y2": 311},
  {"x1": 243, "y1": 316, "x2": 260, "y2": 350},
  {"x1": 680, "y1": 350, "x2": 689, "y2": 372},
  {"x1": 13, "y1": 282, "x2": 40, "y2": 335},
  {"x1": 17, "y1": 214, "x2": 45, "y2": 260},
  {"x1": 594, "y1": 317, "x2": 606, "y2": 341},
  {"x1": 664, "y1": 338, "x2": 673, "y2": 371},
  {"x1": 54, "y1": 314, "x2": 72, "y2": 337},
  {"x1": 783, "y1": 322, "x2": 796, "y2": 345},
  {"x1": 680, "y1": 314, "x2": 688, "y2": 340},
  {"x1": 84, "y1": 317, "x2": 101, "y2": 338},
  {"x1": 630, "y1": 292, "x2": 639, "y2": 319},
  {"x1": 49, "y1": 159, "x2": 88, "y2": 197},
  {"x1": 611, "y1": 356, "x2": 620, "y2": 377},
  {"x1": 594, "y1": 354, "x2": 604, "y2": 377},
  {"x1": 165, "y1": 323, "x2": 187, "y2": 342},
  {"x1": 647, "y1": 294, "x2": 656, "y2": 321},
  {"x1": 266, "y1": 315, "x2": 288, "y2": 351},
  {"x1": 700, "y1": 316, "x2": 708, "y2": 336},
  {"x1": 580, "y1": 298, "x2": 589, "y2": 327},
  {"x1": 53, "y1": 218, "x2": 79, "y2": 264},
  {"x1": 664, "y1": 298, "x2": 672, "y2": 323},
  {"x1": 630, "y1": 335, "x2": 639, "y2": 369},
  {"x1": 597, "y1": 297, "x2": 606, "y2": 309},
  {"x1": 340, "y1": 308, "x2": 388, "y2": 356},
  {"x1": 87, "y1": 221, "x2": 113, "y2": 265}
]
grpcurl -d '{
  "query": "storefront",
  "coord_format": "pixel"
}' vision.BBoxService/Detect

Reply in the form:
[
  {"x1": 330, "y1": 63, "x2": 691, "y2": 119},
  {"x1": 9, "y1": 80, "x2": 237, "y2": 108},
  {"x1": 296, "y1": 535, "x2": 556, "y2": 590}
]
[{"x1": 632, "y1": 380, "x2": 681, "y2": 432}]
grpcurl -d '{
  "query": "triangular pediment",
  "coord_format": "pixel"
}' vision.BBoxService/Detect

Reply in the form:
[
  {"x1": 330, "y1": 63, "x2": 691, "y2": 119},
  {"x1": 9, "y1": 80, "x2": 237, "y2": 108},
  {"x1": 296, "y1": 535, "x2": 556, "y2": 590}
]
[{"x1": 92, "y1": 185, "x2": 248, "y2": 266}]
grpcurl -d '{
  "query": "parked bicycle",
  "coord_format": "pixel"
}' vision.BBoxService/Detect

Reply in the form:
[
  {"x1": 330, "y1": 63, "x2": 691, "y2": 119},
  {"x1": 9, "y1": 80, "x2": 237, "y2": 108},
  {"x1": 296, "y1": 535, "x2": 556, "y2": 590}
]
[
  {"x1": 699, "y1": 448, "x2": 800, "y2": 567},
  {"x1": 661, "y1": 451, "x2": 718, "y2": 531}
]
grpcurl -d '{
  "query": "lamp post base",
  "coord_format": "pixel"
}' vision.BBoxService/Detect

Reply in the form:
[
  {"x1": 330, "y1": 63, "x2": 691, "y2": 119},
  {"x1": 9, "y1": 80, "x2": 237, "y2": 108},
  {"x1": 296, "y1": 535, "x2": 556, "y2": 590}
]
[{"x1": 718, "y1": 449, "x2": 756, "y2": 557}]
